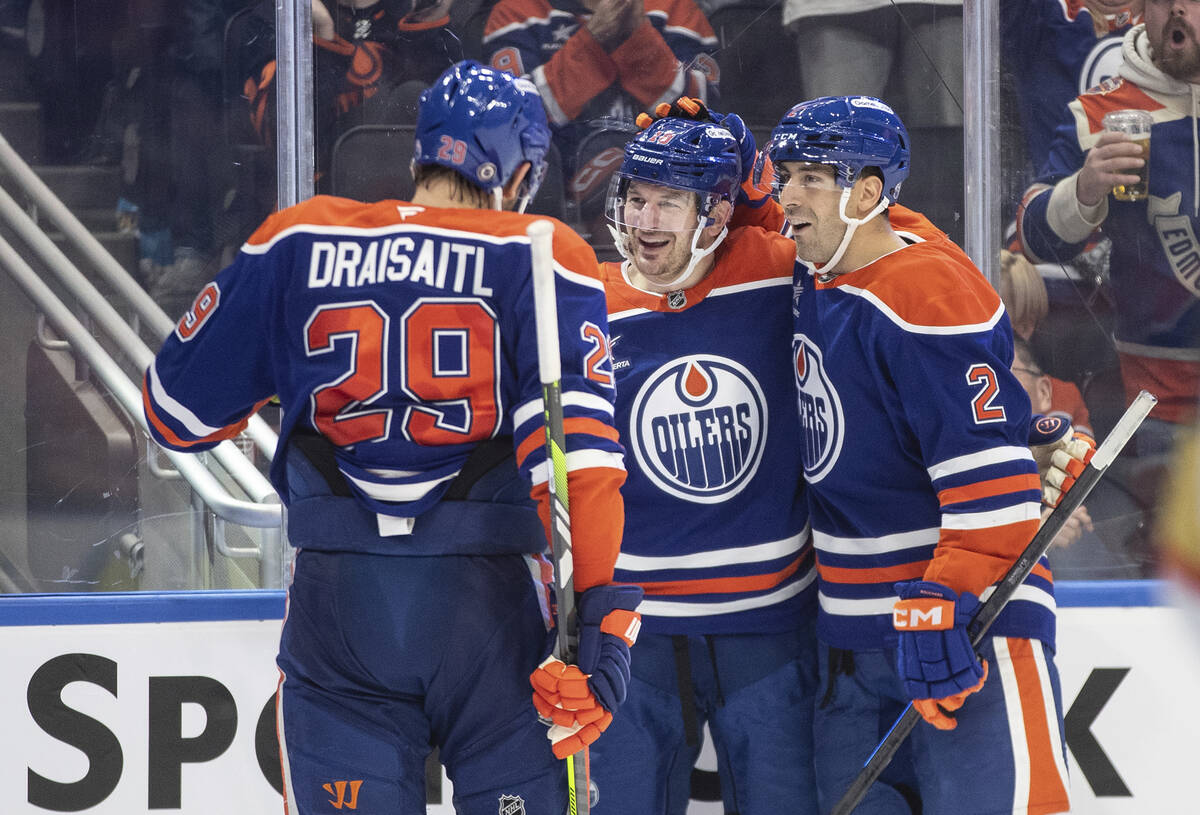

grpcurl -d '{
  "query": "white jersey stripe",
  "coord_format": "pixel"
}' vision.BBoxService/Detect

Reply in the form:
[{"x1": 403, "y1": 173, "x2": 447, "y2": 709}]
[
  {"x1": 813, "y1": 527, "x2": 938, "y2": 556},
  {"x1": 617, "y1": 527, "x2": 809, "y2": 571},
  {"x1": 148, "y1": 359, "x2": 224, "y2": 438},
  {"x1": 512, "y1": 390, "x2": 615, "y2": 431},
  {"x1": 531, "y1": 65, "x2": 569, "y2": 125},
  {"x1": 840, "y1": 284, "x2": 1006, "y2": 336},
  {"x1": 995, "y1": 637, "x2": 1032, "y2": 814},
  {"x1": 941, "y1": 501, "x2": 1042, "y2": 530},
  {"x1": 344, "y1": 469, "x2": 458, "y2": 503},
  {"x1": 529, "y1": 449, "x2": 625, "y2": 485},
  {"x1": 819, "y1": 583, "x2": 1056, "y2": 617},
  {"x1": 1037, "y1": 642, "x2": 1072, "y2": 797},
  {"x1": 928, "y1": 445, "x2": 1035, "y2": 481},
  {"x1": 639, "y1": 567, "x2": 815, "y2": 617},
  {"x1": 243, "y1": 219, "x2": 544, "y2": 255}
]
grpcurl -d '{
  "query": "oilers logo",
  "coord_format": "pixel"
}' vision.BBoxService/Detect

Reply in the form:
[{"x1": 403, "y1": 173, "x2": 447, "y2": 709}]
[
  {"x1": 793, "y1": 334, "x2": 844, "y2": 483},
  {"x1": 629, "y1": 354, "x2": 767, "y2": 503}
]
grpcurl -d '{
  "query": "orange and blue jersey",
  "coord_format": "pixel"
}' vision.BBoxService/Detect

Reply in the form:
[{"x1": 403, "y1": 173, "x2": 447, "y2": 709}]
[
  {"x1": 483, "y1": 0, "x2": 718, "y2": 167},
  {"x1": 599, "y1": 226, "x2": 816, "y2": 635},
  {"x1": 793, "y1": 221, "x2": 1051, "y2": 650},
  {"x1": 143, "y1": 194, "x2": 625, "y2": 589}
]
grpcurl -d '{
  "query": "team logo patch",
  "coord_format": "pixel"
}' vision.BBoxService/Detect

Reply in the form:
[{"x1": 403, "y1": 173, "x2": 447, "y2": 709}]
[
  {"x1": 793, "y1": 334, "x2": 844, "y2": 484},
  {"x1": 629, "y1": 354, "x2": 767, "y2": 503},
  {"x1": 498, "y1": 794, "x2": 525, "y2": 815}
]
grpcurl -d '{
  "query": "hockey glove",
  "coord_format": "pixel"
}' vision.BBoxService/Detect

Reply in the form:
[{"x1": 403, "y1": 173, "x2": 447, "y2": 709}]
[
  {"x1": 893, "y1": 580, "x2": 988, "y2": 731},
  {"x1": 529, "y1": 584, "x2": 642, "y2": 758},
  {"x1": 1029, "y1": 414, "x2": 1095, "y2": 507},
  {"x1": 530, "y1": 658, "x2": 614, "y2": 758},
  {"x1": 635, "y1": 97, "x2": 756, "y2": 185}
]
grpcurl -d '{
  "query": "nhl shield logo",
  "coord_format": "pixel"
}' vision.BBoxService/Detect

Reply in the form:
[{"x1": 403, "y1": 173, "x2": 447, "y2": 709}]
[
  {"x1": 629, "y1": 354, "x2": 767, "y2": 503},
  {"x1": 793, "y1": 334, "x2": 844, "y2": 484},
  {"x1": 498, "y1": 794, "x2": 525, "y2": 815}
]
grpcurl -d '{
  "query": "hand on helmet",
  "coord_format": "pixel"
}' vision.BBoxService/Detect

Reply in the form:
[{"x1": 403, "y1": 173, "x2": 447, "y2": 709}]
[{"x1": 635, "y1": 97, "x2": 755, "y2": 185}]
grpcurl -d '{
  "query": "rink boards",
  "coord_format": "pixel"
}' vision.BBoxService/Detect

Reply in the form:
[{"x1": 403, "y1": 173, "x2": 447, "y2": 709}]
[{"x1": 0, "y1": 582, "x2": 1194, "y2": 814}]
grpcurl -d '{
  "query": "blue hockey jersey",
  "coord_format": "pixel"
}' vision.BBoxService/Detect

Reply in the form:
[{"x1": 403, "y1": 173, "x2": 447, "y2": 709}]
[
  {"x1": 600, "y1": 226, "x2": 817, "y2": 635},
  {"x1": 143, "y1": 195, "x2": 626, "y2": 586},
  {"x1": 1002, "y1": 0, "x2": 1137, "y2": 176},
  {"x1": 794, "y1": 219, "x2": 1051, "y2": 651}
]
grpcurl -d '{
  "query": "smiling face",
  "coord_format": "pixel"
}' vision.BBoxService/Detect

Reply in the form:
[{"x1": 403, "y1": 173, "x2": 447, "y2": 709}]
[
  {"x1": 1146, "y1": 0, "x2": 1200, "y2": 81},
  {"x1": 774, "y1": 161, "x2": 850, "y2": 266},
  {"x1": 621, "y1": 181, "x2": 704, "y2": 288}
]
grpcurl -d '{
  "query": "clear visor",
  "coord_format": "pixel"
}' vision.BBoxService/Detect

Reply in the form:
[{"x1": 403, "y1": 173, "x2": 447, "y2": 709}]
[{"x1": 605, "y1": 175, "x2": 711, "y2": 234}]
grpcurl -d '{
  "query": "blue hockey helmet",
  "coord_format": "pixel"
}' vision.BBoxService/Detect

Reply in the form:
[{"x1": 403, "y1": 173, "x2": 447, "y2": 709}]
[
  {"x1": 414, "y1": 60, "x2": 550, "y2": 207},
  {"x1": 614, "y1": 117, "x2": 742, "y2": 206},
  {"x1": 764, "y1": 95, "x2": 909, "y2": 203},
  {"x1": 606, "y1": 118, "x2": 740, "y2": 287}
]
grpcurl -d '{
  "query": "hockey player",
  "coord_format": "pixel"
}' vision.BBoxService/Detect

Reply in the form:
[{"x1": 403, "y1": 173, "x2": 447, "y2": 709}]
[
  {"x1": 142, "y1": 60, "x2": 641, "y2": 815},
  {"x1": 766, "y1": 96, "x2": 1072, "y2": 814},
  {"x1": 579, "y1": 114, "x2": 821, "y2": 813}
]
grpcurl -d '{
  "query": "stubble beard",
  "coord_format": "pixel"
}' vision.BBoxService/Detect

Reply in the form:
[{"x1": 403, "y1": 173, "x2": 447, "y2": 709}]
[{"x1": 1154, "y1": 18, "x2": 1200, "y2": 81}]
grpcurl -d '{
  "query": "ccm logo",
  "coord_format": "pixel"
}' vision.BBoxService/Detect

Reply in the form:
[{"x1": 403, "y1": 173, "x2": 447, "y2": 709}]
[{"x1": 892, "y1": 599, "x2": 954, "y2": 631}]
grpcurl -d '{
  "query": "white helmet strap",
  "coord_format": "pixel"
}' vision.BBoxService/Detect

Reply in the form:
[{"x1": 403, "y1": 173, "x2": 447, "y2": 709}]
[{"x1": 805, "y1": 185, "x2": 889, "y2": 275}]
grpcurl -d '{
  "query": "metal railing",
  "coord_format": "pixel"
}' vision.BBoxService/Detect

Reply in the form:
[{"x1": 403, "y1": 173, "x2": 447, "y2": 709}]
[{"x1": 0, "y1": 132, "x2": 287, "y2": 588}]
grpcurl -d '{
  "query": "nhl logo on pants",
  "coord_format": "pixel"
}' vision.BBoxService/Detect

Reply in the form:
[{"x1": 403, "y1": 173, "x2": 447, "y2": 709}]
[{"x1": 499, "y1": 794, "x2": 526, "y2": 815}]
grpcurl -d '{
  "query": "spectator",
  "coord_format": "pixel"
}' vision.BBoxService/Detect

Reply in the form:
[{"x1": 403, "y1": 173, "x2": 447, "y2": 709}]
[
  {"x1": 482, "y1": 0, "x2": 719, "y2": 237},
  {"x1": 999, "y1": 249, "x2": 1094, "y2": 436},
  {"x1": 1018, "y1": 0, "x2": 1200, "y2": 570},
  {"x1": 1014, "y1": 338, "x2": 1097, "y2": 547},
  {"x1": 240, "y1": 0, "x2": 462, "y2": 189},
  {"x1": 1002, "y1": 0, "x2": 1143, "y2": 191}
]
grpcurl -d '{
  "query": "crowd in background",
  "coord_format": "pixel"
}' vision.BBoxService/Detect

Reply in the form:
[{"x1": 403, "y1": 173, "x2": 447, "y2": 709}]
[{"x1": 8, "y1": 0, "x2": 1196, "y2": 581}]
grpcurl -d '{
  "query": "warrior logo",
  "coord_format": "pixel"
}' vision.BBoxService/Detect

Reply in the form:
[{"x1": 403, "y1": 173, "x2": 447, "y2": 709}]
[
  {"x1": 629, "y1": 354, "x2": 767, "y2": 503},
  {"x1": 498, "y1": 794, "x2": 526, "y2": 815},
  {"x1": 793, "y1": 334, "x2": 844, "y2": 483}
]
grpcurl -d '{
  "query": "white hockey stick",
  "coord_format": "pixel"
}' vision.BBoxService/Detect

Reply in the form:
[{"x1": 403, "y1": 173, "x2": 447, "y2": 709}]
[
  {"x1": 528, "y1": 219, "x2": 591, "y2": 815},
  {"x1": 831, "y1": 389, "x2": 1158, "y2": 815}
]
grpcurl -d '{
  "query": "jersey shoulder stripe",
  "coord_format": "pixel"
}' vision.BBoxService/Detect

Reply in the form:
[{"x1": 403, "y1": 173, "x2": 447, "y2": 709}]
[
  {"x1": 243, "y1": 198, "x2": 602, "y2": 282},
  {"x1": 823, "y1": 242, "x2": 1004, "y2": 334},
  {"x1": 1074, "y1": 76, "x2": 1167, "y2": 132}
]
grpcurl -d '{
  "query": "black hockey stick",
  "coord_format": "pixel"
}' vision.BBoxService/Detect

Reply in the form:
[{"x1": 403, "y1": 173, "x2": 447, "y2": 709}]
[
  {"x1": 528, "y1": 219, "x2": 592, "y2": 815},
  {"x1": 831, "y1": 389, "x2": 1158, "y2": 815}
]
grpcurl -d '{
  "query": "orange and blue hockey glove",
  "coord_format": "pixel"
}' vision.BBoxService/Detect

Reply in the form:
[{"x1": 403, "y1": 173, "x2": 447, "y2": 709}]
[
  {"x1": 530, "y1": 584, "x2": 643, "y2": 758},
  {"x1": 1029, "y1": 414, "x2": 1096, "y2": 507},
  {"x1": 892, "y1": 580, "x2": 988, "y2": 731}
]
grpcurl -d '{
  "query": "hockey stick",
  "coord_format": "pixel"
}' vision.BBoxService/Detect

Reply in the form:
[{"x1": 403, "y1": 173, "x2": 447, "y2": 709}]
[
  {"x1": 831, "y1": 389, "x2": 1158, "y2": 815},
  {"x1": 528, "y1": 219, "x2": 592, "y2": 815}
]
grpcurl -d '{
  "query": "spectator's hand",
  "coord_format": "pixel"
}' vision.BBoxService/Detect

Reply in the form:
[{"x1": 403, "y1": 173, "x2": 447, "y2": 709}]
[
  {"x1": 626, "y1": 0, "x2": 644, "y2": 31},
  {"x1": 587, "y1": 0, "x2": 637, "y2": 49},
  {"x1": 1044, "y1": 504, "x2": 1094, "y2": 549},
  {"x1": 1076, "y1": 130, "x2": 1146, "y2": 207},
  {"x1": 312, "y1": 0, "x2": 335, "y2": 40}
]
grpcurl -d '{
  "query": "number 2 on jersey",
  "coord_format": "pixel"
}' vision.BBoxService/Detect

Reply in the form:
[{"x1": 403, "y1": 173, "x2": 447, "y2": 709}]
[
  {"x1": 966, "y1": 363, "x2": 1006, "y2": 424},
  {"x1": 305, "y1": 298, "x2": 500, "y2": 447}
]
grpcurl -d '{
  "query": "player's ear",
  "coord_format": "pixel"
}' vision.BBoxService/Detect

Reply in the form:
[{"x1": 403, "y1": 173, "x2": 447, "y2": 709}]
[
  {"x1": 502, "y1": 162, "x2": 532, "y2": 209},
  {"x1": 851, "y1": 173, "x2": 885, "y2": 217}
]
